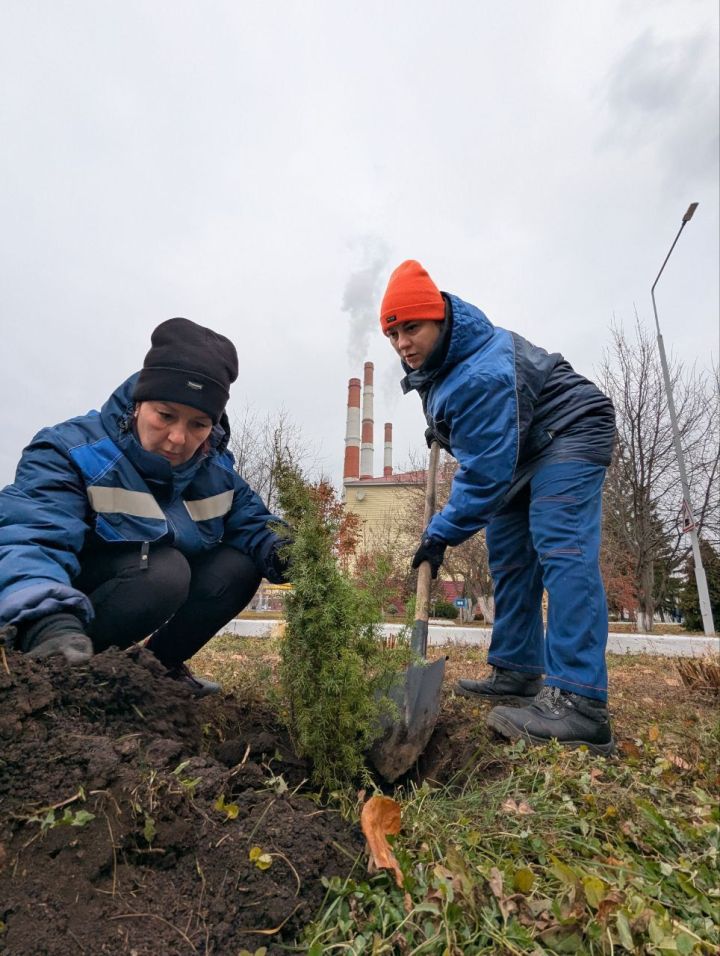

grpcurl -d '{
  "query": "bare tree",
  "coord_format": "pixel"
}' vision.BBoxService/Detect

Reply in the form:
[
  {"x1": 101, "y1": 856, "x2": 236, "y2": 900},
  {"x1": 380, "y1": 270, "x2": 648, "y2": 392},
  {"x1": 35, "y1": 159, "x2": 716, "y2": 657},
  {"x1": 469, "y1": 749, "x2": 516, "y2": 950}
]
[
  {"x1": 600, "y1": 445, "x2": 640, "y2": 622},
  {"x1": 229, "y1": 406, "x2": 314, "y2": 513},
  {"x1": 399, "y1": 450, "x2": 494, "y2": 622},
  {"x1": 598, "y1": 318, "x2": 719, "y2": 632}
]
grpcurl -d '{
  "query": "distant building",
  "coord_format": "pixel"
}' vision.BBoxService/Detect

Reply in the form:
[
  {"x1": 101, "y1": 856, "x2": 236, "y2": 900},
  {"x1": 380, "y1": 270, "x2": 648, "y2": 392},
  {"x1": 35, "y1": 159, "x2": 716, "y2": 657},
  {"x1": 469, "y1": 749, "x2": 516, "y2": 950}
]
[
  {"x1": 339, "y1": 361, "x2": 492, "y2": 622},
  {"x1": 340, "y1": 360, "x2": 423, "y2": 557},
  {"x1": 249, "y1": 583, "x2": 292, "y2": 611}
]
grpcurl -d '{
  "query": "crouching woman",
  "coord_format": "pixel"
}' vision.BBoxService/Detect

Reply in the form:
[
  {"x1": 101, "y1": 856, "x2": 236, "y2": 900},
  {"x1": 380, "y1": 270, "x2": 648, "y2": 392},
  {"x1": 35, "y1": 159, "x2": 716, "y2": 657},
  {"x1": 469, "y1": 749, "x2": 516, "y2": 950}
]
[{"x1": 0, "y1": 318, "x2": 288, "y2": 696}]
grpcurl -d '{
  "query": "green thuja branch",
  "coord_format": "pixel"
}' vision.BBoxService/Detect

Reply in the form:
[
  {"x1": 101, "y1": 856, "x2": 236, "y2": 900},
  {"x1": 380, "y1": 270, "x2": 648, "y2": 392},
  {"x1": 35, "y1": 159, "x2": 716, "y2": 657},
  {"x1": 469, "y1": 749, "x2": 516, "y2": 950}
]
[{"x1": 274, "y1": 464, "x2": 407, "y2": 789}]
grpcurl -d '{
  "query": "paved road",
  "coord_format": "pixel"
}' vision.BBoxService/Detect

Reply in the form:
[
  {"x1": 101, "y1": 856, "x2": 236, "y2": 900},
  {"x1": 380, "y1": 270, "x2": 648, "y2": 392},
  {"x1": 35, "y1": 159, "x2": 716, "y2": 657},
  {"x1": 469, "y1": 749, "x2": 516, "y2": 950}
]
[{"x1": 224, "y1": 619, "x2": 719, "y2": 658}]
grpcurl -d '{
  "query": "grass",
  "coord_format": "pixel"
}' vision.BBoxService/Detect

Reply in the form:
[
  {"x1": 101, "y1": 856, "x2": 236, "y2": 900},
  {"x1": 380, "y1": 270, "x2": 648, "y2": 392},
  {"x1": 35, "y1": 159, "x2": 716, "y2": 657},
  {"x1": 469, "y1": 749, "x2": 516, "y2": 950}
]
[
  {"x1": 307, "y1": 741, "x2": 719, "y2": 954},
  {"x1": 193, "y1": 638, "x2": 720, "y2": 955}
]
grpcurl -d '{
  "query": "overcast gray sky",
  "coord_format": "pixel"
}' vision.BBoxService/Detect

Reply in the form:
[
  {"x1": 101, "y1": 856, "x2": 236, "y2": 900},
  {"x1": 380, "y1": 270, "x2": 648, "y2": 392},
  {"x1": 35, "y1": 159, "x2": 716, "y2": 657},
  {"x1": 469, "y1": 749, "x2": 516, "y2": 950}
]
[{"x1": 1, "y1": 0, "x2": 718, "y2": 490}]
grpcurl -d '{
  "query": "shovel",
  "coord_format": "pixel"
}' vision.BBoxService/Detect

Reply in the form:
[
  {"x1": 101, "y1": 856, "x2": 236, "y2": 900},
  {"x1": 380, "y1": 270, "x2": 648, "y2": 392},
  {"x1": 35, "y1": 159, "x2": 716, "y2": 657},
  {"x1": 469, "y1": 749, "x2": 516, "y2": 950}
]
[{"x1": 370, "y1": 441, "x2": 446, "y2": 783}]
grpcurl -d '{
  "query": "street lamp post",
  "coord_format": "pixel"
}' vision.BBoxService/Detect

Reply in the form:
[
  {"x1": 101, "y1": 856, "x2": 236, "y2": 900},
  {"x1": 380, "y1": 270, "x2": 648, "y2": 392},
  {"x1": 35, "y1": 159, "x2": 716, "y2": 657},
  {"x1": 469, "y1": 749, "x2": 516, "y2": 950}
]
[{"x1": 651, "y1": 202, "x2": 715, "y2": 636}]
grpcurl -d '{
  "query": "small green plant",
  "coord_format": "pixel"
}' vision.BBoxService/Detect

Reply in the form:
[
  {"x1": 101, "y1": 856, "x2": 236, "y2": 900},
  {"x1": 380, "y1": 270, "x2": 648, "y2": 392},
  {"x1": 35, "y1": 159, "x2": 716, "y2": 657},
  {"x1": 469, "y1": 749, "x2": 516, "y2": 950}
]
[
  {"x1": 171, "y1": 759, "x2": 202, "y2": 796},
  {"x1": 28, "y1": 807, "x2": 96, "y2": 832},
  {"x1": 248, "y1": 845, "x2": 273, "y2": 870},
  {"x1": 275, "y1": 464, "x2": 409, "y2": 789},
  {"x1": 142, "y1": 814, "x2": 156, "y2": 844},
  {"x1": 213, "y1": 794, "x2": 239, "y2": 820}
]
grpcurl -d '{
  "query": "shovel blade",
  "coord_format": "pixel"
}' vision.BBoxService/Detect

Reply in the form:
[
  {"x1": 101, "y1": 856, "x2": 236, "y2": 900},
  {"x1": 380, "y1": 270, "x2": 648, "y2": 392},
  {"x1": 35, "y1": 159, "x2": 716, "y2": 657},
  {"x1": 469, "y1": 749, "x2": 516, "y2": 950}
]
[{"x1": 370, "y1": 656, "x2": 446, "y2": 783}]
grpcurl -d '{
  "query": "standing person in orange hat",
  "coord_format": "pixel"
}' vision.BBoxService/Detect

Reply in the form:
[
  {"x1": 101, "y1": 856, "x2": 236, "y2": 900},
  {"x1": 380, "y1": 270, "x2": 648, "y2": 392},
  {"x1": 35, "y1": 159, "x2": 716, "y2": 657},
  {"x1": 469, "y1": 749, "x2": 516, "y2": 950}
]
[{"x1": 379, "y1": 260, "x2": 616, "y2": 755}]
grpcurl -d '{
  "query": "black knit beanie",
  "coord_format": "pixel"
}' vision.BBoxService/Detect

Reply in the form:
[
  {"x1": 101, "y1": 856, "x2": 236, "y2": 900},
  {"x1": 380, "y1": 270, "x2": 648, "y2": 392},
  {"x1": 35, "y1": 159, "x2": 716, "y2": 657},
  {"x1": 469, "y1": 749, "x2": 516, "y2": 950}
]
[{"x1": 133, "y1": 318, "x2": 238, "y2": 423}]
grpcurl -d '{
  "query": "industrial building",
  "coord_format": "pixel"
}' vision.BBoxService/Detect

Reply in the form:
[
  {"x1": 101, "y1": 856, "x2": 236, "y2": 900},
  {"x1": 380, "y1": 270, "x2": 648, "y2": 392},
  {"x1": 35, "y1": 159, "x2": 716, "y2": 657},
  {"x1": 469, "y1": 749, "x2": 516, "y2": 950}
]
[{"x1": 341, "y1": 361, "x2": 424, "y2": 559}]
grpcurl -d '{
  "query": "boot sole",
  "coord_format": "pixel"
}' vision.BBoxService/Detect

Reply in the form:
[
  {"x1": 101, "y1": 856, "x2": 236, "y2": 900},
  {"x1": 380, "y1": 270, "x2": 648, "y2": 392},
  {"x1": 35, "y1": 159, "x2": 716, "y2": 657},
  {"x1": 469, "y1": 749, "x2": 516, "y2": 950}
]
[
  {"x1": 454, "y1": 682, "x2": 539, "y2": 704},
  {"x1": 169, "y1": 678, "x2": 221, "y2": 698},
  {"x1": 487, "y1": 710, "x2": 616, "y2": 757},
  {"x1": 192, "y1": 685, "x2": 221, "y2": 699}
]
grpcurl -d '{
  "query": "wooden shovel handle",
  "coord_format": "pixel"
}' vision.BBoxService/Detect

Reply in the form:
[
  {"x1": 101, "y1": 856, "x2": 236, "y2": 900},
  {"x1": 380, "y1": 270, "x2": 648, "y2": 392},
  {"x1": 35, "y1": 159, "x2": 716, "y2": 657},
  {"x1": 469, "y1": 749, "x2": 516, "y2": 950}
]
[{"x1": 415, "y1": 442, "x2": 440, "y2": 626}]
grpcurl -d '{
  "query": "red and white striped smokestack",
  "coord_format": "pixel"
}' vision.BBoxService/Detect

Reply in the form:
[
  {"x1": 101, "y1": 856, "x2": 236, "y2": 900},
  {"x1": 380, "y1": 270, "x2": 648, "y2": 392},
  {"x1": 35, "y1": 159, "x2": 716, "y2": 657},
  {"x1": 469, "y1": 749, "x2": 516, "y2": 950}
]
[
  {"x1": 383, "y1": 423, "x2": 393, "y2": 477},
  {"x1": 343, "y1": 377, "x2": 361, "y2": 481},
  {"x1": 360, "y1": 362, "x2": 374, "y2": 479}
]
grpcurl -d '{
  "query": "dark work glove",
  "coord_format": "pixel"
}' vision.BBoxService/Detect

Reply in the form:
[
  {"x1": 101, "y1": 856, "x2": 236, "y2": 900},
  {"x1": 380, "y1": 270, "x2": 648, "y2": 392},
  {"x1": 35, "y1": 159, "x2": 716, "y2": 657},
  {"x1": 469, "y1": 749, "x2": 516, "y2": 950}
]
[
  {"x1": 424, "y1": 426, "x2": 435, "y2": 449},
  {"x1": 265, "y1": 542, "x2": 292, "y2": 584},
  {"x1": 411, "y1": 535, "x2": 447, "y2": 580}
]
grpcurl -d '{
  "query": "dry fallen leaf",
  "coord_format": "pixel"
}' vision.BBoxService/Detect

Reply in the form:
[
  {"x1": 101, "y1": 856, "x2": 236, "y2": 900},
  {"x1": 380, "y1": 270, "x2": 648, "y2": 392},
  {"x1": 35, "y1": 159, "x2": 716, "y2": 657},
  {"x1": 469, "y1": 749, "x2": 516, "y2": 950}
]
[
  {"x1": 602, "y1": 856, "x2": 625, "y2": 867},
  {"x1": 433, "y1": 863, "x2": 456, "y2": 883},
  {"x1": 360, "y1": 795, "x2": 404, "y2": 888},
  {"x1": 487, "y1": 867, "x2": 521, "y2": 920},
  {"x1": 665, "y1": 752, "x2": 692, "y2": 771},
  {"x1": 502, "y1": 797, "x2": 534, "y2": 816},
  {"x1": 488, "y1": 866, "x2": 504, "y2": 900},
  {"x1": 597, "y1": 890, "x2": 625, "y2": 924},
  {"x1": 424, "y1": 863, "x2": 464, "y2": 905}
]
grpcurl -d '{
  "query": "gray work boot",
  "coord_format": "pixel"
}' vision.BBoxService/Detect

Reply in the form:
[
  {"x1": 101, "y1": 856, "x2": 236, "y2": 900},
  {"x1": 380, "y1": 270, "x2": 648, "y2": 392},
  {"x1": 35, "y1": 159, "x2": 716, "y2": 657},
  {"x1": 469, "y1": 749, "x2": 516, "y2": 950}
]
[
  {"x1": 456, "y1": 667, "x2": 544, "y2": 702},
  {"x1": 166, "y1": 662, "x2": 221, "y2": 698},
  {"x1": 487, "y1": 686, "x2": 615, "y2": 756},
  {"x1": 24, "y1": 614, "x2": 94, "y2": 666},
  {"x1": 27, "y1": 632, "x2": 94, "y2": 665}
]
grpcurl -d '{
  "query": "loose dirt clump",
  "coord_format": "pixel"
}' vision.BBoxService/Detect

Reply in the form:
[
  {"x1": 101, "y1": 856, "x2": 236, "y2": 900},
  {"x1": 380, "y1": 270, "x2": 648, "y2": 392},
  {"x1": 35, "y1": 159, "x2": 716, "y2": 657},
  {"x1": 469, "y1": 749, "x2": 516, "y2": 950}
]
[
  {"x1": 0, "y1": 647, "x2": 362, "y2": 955},
  {"x1": 415, "y1": 695, "x2": 506, "y2": 787}
]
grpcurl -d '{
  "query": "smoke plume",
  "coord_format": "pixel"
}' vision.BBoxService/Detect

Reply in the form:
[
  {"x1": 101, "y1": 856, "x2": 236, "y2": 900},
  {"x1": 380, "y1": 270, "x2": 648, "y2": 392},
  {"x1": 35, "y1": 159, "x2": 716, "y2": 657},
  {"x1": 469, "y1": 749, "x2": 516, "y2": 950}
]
[{"x1": 342, "y1": 236, "x2": 391, "y2": 365}]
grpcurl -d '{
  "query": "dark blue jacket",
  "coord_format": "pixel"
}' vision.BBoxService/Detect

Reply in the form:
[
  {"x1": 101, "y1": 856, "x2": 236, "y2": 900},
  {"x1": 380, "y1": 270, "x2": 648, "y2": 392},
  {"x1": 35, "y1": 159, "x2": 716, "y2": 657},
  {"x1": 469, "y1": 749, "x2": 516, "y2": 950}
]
[
  {"x1": 402, "y1": 294, "x2": 615, "y2": 546},
  {"x1": 0, "y1": 374, "x2": 284, "y2": 629}
]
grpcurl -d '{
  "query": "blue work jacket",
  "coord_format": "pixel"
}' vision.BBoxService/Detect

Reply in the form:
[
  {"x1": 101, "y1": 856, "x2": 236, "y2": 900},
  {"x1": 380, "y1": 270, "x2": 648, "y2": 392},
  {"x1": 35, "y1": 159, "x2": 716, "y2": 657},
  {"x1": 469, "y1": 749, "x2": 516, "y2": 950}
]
[
  {"x1": 402, "y1": 294, "x2": 615, "y2": 546},
  {"x1": 0, "y1": 374, "x2": 284, "y2": 629}
]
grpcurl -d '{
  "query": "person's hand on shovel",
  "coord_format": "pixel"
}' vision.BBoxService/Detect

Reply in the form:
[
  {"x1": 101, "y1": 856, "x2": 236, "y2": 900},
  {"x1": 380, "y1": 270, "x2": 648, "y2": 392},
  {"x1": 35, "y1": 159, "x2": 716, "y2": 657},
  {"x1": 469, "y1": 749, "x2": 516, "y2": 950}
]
[{"x1": 411, "y1": 534, "x2": 447, "y2": 580}]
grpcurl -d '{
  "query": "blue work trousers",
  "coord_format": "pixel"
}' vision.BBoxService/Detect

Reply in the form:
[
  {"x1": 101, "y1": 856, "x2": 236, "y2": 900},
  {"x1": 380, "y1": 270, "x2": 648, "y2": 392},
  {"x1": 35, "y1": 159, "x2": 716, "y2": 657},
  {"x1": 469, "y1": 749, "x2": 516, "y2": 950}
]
[{"x1": 485, "y1": 460, "x2": 609, "y2": 701}]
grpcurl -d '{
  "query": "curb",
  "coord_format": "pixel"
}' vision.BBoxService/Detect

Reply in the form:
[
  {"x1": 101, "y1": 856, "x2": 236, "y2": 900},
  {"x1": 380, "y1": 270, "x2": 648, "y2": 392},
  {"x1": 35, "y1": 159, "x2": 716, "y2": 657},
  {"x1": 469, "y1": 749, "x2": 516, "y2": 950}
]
[{"x1": 223, "y1": 620, "x2": 719, "y2": 659}]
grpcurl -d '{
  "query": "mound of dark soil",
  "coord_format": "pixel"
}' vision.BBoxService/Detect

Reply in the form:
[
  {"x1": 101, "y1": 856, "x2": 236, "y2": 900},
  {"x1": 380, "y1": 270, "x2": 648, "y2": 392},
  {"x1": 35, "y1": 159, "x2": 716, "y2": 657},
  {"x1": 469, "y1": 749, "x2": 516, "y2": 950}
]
[{"x1": 0, "y1": 647, "x2": 362, "y2": 955}]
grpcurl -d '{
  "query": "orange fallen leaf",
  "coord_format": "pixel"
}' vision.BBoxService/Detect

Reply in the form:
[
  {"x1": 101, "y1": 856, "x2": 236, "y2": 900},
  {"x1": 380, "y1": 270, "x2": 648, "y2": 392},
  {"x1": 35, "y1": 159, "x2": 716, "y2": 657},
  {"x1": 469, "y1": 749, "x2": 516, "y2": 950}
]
[{"x1": 360, "y1": 795, "x2": 404, "y2": 888}]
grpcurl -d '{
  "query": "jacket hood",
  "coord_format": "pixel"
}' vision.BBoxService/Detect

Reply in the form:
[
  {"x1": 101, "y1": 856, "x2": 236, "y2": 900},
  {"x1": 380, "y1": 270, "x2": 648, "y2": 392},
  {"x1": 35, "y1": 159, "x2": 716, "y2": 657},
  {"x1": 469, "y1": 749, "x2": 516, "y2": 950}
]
[{"x1": 401, "y1": 293, "x2": 495, "y2": 394}]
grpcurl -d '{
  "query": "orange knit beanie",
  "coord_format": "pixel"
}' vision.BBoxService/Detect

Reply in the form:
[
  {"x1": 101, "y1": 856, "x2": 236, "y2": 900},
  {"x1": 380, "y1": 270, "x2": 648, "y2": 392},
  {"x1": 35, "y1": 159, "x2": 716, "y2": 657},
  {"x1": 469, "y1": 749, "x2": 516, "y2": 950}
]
[{"x1": 379, "y1": 260, "x2": 445, "y2": 334}]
